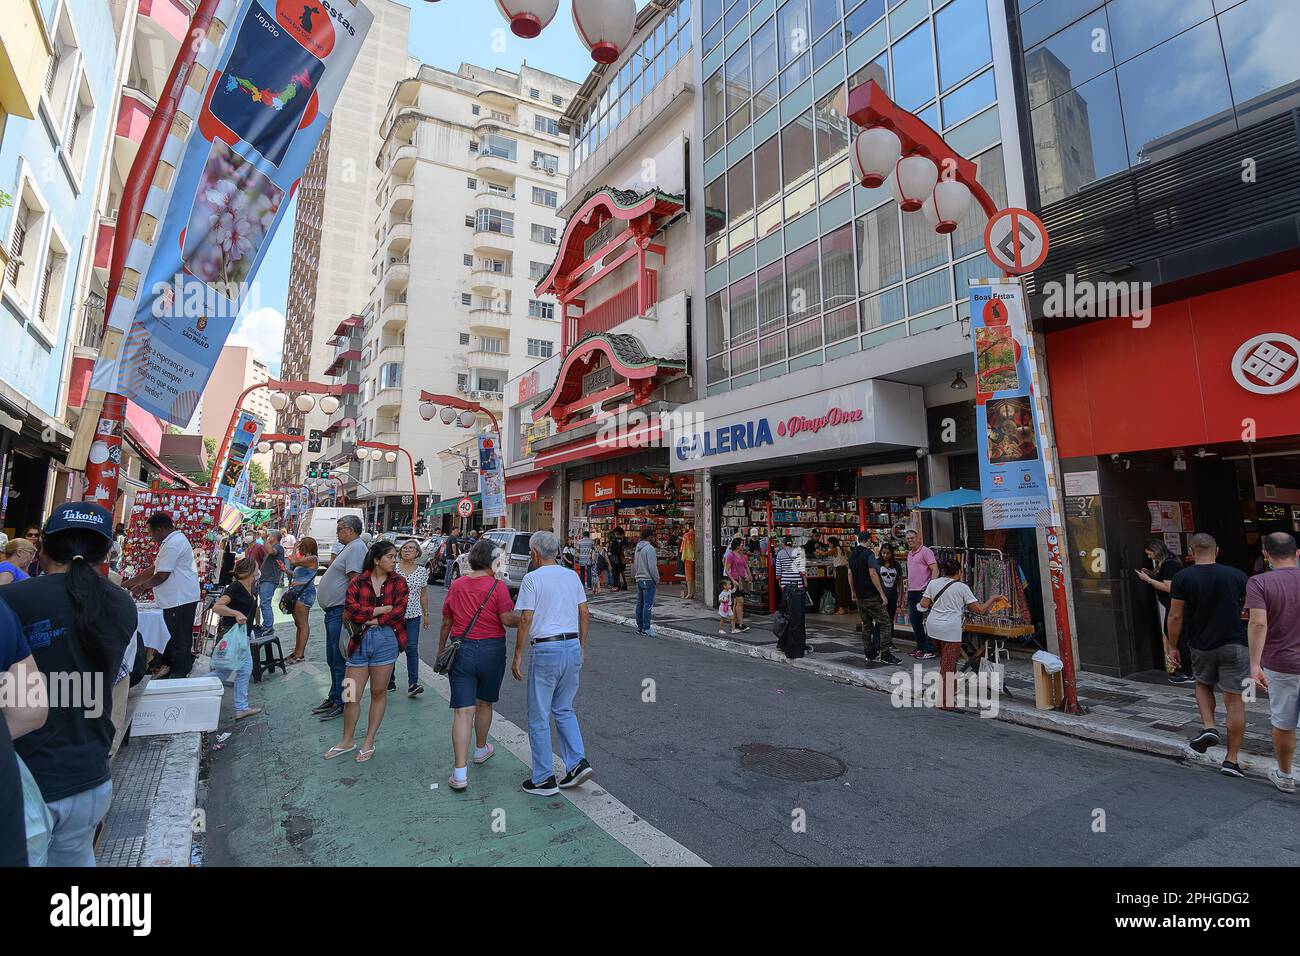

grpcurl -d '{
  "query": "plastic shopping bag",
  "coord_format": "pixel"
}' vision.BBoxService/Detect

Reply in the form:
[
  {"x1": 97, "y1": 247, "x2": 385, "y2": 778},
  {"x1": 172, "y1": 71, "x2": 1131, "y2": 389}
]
[
  {"x1": 1031, "y1": 649, "x2": 1063, "y2": 674},
  {"x1": 211, "y1": 623, "x2": 250, "y2": 672},
  {"x1": 19, "y1": 756, "x2": 52, "y2": 867}
]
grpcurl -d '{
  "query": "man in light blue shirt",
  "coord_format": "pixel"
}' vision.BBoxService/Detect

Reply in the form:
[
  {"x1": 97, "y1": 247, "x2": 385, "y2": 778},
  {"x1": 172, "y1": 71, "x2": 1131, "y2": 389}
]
[{"x1": 512, "y1": 530, "x2": 594, "y2": 797}]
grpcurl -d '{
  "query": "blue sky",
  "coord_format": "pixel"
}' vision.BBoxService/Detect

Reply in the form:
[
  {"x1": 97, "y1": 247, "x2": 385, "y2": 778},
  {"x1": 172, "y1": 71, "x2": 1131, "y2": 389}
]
[{"x1": 231, "y1": 0, "x2": 645, "y2": 375}]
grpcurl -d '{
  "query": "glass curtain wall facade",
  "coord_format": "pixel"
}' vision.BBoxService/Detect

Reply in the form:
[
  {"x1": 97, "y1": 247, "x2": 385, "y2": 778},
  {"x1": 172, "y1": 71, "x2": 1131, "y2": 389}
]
[
  {"x1": 571, "y1": 0, "x2": 695, "y2": 170},
  {"x1": 700, "y1": 0, "x2": 1008, "y2": 396},
  {"x1": 1022, "y1": 0, "x2": 1300, "y2": 206}
]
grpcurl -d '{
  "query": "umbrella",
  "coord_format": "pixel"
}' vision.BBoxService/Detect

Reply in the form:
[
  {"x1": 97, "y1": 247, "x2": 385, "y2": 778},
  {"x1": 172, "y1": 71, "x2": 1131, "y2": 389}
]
[{"x1": 914, "y1": 487, "x2": 983, "y2": 548}]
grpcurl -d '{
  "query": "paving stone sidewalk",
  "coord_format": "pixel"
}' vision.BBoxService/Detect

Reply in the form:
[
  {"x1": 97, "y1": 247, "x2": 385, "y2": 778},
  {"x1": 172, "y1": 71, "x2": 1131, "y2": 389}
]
[{"x1": 587, "y1": 587, "x2": 1281, "y2": 771}]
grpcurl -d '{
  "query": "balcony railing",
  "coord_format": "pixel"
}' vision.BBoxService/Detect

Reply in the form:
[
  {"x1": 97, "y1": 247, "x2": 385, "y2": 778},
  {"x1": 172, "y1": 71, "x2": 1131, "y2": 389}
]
[{"x1": 577, "y1": 273, "x2": 658, "y2": 339}]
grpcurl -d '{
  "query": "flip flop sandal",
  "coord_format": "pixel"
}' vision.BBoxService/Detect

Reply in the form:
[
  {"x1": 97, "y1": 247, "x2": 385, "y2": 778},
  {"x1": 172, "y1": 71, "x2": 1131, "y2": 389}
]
[
  {"x1": 356, "y1": 748, "x2": 376, "y2": 763},
  {"x1": 324, "y1": 745, "x2": 357, "y2": 760}
]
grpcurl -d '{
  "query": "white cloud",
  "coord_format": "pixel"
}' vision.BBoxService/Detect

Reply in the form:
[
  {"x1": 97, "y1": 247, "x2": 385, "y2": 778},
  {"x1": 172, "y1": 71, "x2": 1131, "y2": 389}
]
[{"x1": 228, "y1": 307, "x2": 286, "y2": 376}]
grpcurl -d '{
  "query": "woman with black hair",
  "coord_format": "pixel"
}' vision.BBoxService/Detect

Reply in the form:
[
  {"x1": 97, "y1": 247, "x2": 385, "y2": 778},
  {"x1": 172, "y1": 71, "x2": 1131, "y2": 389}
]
[
  {"x1": 325, "y1": 540, "x2": 408, "y2": 763},
  {"x1": 7, "y1": 503, "x2": 136, "y2": 866}
]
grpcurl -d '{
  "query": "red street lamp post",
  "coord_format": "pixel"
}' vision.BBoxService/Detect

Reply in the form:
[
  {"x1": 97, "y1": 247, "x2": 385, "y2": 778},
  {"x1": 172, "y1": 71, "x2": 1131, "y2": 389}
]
[
  {"x1": 207, "y1": 380, "x2": 346, "y2": 495},
  {"x1": 846, "y1": 80, "x2": 1083, "y2": 716},
  {"x1": 355, "y1": 441, "x2": 419, "y2": 531},
  {"x1": 418, "y1": 392, "x2": 506, "y2": 530}
]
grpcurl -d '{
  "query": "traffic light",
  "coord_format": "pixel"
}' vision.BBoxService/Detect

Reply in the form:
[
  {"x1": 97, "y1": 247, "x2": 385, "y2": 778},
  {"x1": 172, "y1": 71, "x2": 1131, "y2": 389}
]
[
  {"x1": 415, "y1": 459, "x2": 426, "y2": 477},
  {"x1": 306, "y1": 462, "x2": 317, "y2": 479},
  {"x1": 308, "y1": 429, "x2": 323, "y2": 453}
]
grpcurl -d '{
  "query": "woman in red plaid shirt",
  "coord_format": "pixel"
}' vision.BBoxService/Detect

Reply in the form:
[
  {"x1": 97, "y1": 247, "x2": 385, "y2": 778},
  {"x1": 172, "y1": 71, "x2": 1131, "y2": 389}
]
[{"x1": 324, "y1": 541, "x2": 409, "y2": 763}]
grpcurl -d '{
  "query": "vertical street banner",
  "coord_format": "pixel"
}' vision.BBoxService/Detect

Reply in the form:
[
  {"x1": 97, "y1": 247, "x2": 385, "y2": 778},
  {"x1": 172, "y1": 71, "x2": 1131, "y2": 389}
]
[
  {"x1": 478, "y1": 433, "x2": 506, "y2": 521},
  {"x1": 215, "y1": 410, "x2": 263, "y2": 503},
  {"x1": 970, "y1": 280, "x2": 1050, "y2": 528},
  {"x1": 91, "y1": 0, "x2": 373, "y2": 423}
]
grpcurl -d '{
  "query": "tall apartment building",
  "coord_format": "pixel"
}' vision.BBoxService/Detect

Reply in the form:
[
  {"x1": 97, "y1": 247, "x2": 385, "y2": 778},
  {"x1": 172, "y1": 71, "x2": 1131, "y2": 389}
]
[
  {"x1": 341, "y1": 61, "x2": 578, "y2": 530},
  {"x1": 271, "y1": 0, "x2": 412, "y2": 492},
  {"x1": 198, "y1": 345, "x2": 277, "y2": 471}
]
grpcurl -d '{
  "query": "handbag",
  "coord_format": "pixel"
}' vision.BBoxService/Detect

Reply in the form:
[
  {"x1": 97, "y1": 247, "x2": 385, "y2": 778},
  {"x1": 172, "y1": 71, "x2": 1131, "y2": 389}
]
[
  {"x1": 435, "y1": 579, "x2": 498, "y2": 675},
  {"x1": 278, "y1": 585, "x2": 305, "y2": 615},
  {"x1": 211, "y1": 622, "x2": 249, "y2": 671},
  {"x1": 921, "y1": 580, "x2": 958, "y2": 636}
]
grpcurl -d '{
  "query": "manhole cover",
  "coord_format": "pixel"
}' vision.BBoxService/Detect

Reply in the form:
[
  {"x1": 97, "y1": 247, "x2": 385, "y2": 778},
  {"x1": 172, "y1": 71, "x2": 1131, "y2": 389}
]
[{"x1": 737, "y1": 744, "x2": 846, "y2": 781}]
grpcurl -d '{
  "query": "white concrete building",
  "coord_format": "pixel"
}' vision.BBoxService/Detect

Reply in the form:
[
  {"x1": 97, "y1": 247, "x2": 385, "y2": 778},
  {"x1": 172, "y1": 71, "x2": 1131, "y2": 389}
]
[{"x1": 347, "y1": 61, "x2": 578, "y2": 530}]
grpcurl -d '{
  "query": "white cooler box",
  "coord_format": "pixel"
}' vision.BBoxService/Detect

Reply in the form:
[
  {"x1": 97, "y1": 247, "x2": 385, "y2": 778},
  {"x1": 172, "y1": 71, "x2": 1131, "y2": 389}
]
[{"x1": 130, "y1": 676, "x2": 224, "y2": 736}]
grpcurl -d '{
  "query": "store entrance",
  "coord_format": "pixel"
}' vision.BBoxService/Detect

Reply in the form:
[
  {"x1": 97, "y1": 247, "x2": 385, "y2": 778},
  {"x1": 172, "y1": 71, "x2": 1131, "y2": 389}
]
[{"x1": 716, "y1": 461, "x2": 918, "y2": 616}]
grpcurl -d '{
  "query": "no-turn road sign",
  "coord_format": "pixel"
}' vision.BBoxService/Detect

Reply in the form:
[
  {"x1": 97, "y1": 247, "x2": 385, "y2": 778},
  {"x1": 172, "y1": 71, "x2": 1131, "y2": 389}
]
[{"x1": 984, "y1": 207, "x2": 1049, "y2": 275}]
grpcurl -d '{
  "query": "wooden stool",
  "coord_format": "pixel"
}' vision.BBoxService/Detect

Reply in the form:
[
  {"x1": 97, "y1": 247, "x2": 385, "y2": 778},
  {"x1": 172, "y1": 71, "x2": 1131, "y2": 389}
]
[{"x1": 249, "y1": 634, "x2": 287, "y2": 683}]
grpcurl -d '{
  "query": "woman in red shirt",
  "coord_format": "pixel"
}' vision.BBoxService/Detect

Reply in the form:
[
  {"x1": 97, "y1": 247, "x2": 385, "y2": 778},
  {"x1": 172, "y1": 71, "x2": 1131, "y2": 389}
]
[
  {"x1": 325, "y1": 541, "x2": 409, "y2": 763},
  {"x1": 437, "y1": 539, "x2": 519, "y2": 791}
]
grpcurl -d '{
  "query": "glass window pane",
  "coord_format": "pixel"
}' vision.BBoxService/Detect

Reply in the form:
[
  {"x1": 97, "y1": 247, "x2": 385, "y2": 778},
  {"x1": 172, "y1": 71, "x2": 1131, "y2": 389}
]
[
  {"x1": 704, "y1": 19, "x2": 724, "y2": 56},
  {"x1": 953, "y1": 252, "x2": 996, "y2": 298},
  {"x1": 781, "y1": 109, "x2": 816, "y2": 188},
  {"x1": 784, "y1": 177, "x2": 817, "y2": 220},
  {"x1": 707, "y1": 351, "x2": 729, "y2": 383},
  {"x1": 1116, "y1": 21, "x2": 1235, "y2": 166},
  {"x1": 818, "y1": 158, "x2": 852, "y2": 200},
  {"x1": 753, "y1": 18, "x2": 778, "y2": 91},
  {"x1": 849, "y1": 56, "x2": 889, "y2": 96},
  {"x1": 703, "y1": 0, "x2": 723, "y2": 30},
  {"x1": 704, "y1": 69, "x2": 726, "y2": 131},
  {"x1": 779, "y1": 0, "x2": 810, "y2": 69},
  {"x1": 952, "y1": 146, "x2": 1007, "y2": 257},
  {"x1": 726, "y1": 43, "x2": 752, "y2": 113},
  {"x1": 727, "y1": 103, "x2": 752, "y2": 139},
  {"x1": 902, "y1": 201, "x2": 947, "y2": 277},
  {"x1": 821, "y1": 223, "x2": 856, "y2": 309},
  {"x1": 728, "y1": 157, "x2": 755, "y2": 226},
  {"x1": 814, "y1": 88, "x2": 850, "y2": 170},
  {"x1": 1106, "y1": 0, "x2": 1215, "y2": 65},
  {"x1": 729, "y1": 216, "x2": 756, "y2": 256},
  {"x1": 1220, "y1": 0, "x2": 1300, "y2": 127},
  {"x1": 705, "y1": 176, "x2": 728, "y2": 238},
  {"x1": 813, "y1": 24, "x2": 844, "y2": 70},
  {"x1": 755, "y1": 134, "x2": 781, "y2": 207},
  {"x1": 788, "y1": 316, "x2": 823, "y2": 355},
  {"x1": 934, "y1": 0, "x2": 992, "y2": 90},
  {"x1": 760, "y1": 331, "x2": 787, "y2": 365},
  {"x1": 1030, "y1": 71, "x2": 1129, "y2": 204},
  {"x1": 812, "y1": 0, "x2": 841, "y2": 39},
  {"x1": 725, "y1": 0, "x2": 748, "y2": 32},
  {"x1": 785, "y1": 241, "x2": 822, "y2": 320},
  {"x1": 1020, "y1": 0, "x2": 1104, "y2": 49},
  {"x1": 906, "y1": 268, "x2": 953, "y2": 315},
  {"x1": 942, "y1": 69, "x2": 996, "y2": 128},
  {"x1": 729, "y1": 274, "x2": 758, "y2": 340},
  {"x1": 891, "y1": 22, "x2": 935, "y2": 111},
  {"x1": 706, "y1": 290, "x2": 728, "y2": 354},
  {"x1": 755, "y1": 77, "x2": 779, "y2": 116},
  {"x1": 1025, "y1": 9, "x2": 1113, "y2": 111},
  {"x1": 860, "y1": 285, "x2": 905, "y2": 331},
  {"x1": 845, "y1": 0, "x2": 885, "y2": 43},
  {"x1": 706, "y1": 123, "x2": 727, "y2": 158},
  {"x1": 758, "y1": 259, "x2": 785, "y2": 333},
  {"x1": 731, "y1": 340, "x2": 759, "y2": 375},
  {"x1": 781, "y1": 53, "x2": 812, "y2": 95},
  {"x1": 854, "y1": 202, "x2": 903, "y2": 293},
  {"x1": 824, "y1": 303, "x2": 858, "y2": 343},
  {"x1": 757, "y1": 200, "x2": 783, "y2": 238}
]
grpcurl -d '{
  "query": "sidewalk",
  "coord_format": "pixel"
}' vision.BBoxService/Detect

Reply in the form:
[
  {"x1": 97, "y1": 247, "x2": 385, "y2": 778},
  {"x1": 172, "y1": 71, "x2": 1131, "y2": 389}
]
[
  {"x1": 587, "y1": 588, "x2": 1283, "y2": 779},
  {"x1": 197, "y1": 621, "x2": 704, "y2": 867}
]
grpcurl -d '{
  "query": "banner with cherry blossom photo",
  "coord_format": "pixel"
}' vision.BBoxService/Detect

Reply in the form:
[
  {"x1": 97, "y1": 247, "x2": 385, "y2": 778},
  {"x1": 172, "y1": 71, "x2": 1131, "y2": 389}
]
[{"x1": 91, "y1": 0, "x2": 372, "y2": 424}]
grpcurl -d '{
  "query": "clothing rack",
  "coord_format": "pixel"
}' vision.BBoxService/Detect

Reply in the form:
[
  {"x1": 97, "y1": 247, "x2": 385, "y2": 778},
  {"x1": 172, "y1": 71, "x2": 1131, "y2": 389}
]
[{"x1": 932, "y1": 546, "x2": 1033, "y2": 627}]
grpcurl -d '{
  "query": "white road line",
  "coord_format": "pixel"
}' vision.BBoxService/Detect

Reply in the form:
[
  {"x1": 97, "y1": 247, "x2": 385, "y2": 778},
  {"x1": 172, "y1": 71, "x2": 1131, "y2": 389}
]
[{"x1": 417, "y1": 657, "x2": 709, "y2": 867}]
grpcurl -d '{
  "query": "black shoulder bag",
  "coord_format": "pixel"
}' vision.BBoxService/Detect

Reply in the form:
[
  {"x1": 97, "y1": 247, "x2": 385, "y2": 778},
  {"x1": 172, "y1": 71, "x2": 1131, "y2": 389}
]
[{"x1": 435, "y1": 579, "x2": 498, "y2": 675}]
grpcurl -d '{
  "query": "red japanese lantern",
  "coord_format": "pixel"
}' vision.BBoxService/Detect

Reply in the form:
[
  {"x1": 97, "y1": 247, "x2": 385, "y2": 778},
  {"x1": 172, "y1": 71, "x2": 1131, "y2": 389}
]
[
  {"x1": 572, "y1": 0, "x2": 636, "y2": 64},
  {"x1": 849, "y1": 126, "x2": 902, "y2": 189},
  {"x1": 888, "y1": 154, "x2": 938, "y2": 212},
  {"x1": 494, "y1": 0, "x2": 558, "y2": 38}
]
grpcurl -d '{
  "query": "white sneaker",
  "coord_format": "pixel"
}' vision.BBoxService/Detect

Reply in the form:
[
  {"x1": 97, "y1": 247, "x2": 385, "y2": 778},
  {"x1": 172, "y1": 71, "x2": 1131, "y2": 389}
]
[{"x1": 1268, "y1": 767, "x2": 1296, "y2": 793}]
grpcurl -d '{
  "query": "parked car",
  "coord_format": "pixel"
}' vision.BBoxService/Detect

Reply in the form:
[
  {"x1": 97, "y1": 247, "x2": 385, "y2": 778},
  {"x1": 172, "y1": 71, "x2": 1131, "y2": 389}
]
[{"x1": 450, "y1": 529, "x2": 532, "y2": 595}]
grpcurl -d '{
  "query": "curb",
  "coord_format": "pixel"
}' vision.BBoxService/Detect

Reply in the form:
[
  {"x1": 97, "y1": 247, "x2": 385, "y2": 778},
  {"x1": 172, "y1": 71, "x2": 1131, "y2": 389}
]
[
  {"x1": 139, "y1": 731, "x2": 202, "y2": 866},
  {"x1": 589, "y1": 608, "x2": 1283, "y2": 783}
]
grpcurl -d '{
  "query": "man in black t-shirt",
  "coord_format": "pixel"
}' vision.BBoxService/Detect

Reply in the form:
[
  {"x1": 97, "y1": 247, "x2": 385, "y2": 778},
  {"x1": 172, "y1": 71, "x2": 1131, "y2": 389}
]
[
  {"x1": 848, "y1": 533, "x2": 899, "y2": 665},
  {"x1": 1168, "y1": 532, "x2": 1250, "y2": 776}
]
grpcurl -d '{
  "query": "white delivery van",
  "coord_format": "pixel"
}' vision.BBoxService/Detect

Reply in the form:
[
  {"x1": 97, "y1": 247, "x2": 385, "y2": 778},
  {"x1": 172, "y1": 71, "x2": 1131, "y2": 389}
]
[{"x1": 296, "y1": 507, "x2": 366, "y2": 568}]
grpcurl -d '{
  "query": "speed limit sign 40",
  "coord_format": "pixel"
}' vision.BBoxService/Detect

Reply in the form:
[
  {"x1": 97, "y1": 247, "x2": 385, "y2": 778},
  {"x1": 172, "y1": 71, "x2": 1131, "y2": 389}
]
[{"x1": 456, "y1": 497, "x2": 476, "y2": 519}]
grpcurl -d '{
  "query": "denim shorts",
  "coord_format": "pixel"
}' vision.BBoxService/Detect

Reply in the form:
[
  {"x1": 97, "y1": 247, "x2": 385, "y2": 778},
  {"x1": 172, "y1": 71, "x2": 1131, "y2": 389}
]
[
  {"x1": 1264, "y1": 668, "x2": 1300, "y2": 731},
  {"x1": 448, "y1": 637, "x2": 506, "y2": 709},
  {"x1": 294, "y1": 584, "x2": 316, "y2": 609},
  {"x1": 346, "y1": 625, "x2": 400, "y2": 668}
]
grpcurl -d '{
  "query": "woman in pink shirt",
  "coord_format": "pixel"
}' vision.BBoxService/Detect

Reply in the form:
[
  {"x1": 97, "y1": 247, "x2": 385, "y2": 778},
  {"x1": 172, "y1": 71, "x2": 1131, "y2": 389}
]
[{"x1": 724, "y1": 538, "x2": 752, "y2": 633}]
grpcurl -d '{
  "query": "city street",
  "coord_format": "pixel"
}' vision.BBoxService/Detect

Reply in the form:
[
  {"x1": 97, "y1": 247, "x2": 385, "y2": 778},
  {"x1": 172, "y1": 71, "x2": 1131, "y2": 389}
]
[{"x1": 203, "y1": 587, "x2": 1300, "y2": 867}]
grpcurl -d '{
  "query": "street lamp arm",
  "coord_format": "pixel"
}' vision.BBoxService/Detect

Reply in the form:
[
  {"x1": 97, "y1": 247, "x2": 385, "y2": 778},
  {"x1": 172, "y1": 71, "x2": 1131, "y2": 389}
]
[{"x1": 418, "y1": 390, "x2": 502, "y2": 435}]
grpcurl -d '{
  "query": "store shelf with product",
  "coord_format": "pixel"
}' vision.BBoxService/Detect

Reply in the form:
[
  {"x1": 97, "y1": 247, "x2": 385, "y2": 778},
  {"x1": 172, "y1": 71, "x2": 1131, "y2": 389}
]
[{"x1": 588, "y1": 501, "x2": 694, "y2": 582}]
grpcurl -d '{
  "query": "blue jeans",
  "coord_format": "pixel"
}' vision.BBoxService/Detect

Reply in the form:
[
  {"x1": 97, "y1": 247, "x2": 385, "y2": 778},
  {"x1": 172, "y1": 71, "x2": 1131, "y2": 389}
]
[
  {"x1": 214, "y1": 649, "x2": 253, "y2": 712},
  {"x1": 323, "y1": 605, "x2": 346, "y2": 705},
  {"x1": 404, "y1": 617, "x2": 422, "y2": 686},
  {"x1": 526, "y1": 639, "x2": 585, "y2": 785},
  {"x1": 908, "y1": 591, "x2": 936, "y2": 653},
  {"x1": 257, "y1": 580, "x2": 278, "y2": 636},
  {"x1": 45, "y1": 779, "x2": 114, "y2": 867},
  {"x1": 635, "y1": 580, "x2": 656, "y2": 633}
]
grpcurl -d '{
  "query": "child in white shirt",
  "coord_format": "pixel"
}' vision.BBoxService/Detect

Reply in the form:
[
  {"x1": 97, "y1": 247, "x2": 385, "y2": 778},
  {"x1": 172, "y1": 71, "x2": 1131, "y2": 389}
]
[{"x1": 718, "y1": 578, "x2": 736, "y2": 634}]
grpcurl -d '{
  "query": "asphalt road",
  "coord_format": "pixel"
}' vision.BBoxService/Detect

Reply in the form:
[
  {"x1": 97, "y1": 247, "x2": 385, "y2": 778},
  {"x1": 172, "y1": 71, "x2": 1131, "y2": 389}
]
[{"x1": 422, "y1": 585, "x2": 1300, "y2": 867}]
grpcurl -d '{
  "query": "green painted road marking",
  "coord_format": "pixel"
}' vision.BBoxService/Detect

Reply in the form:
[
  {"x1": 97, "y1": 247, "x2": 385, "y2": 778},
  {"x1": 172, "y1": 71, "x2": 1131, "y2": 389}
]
[{"x1": 210, "y1": 659, "x2": 644, "y2": 867}]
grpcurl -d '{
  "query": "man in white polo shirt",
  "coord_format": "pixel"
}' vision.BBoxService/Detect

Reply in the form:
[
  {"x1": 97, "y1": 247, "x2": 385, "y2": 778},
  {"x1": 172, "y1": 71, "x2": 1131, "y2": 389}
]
[{"x1": 125, "y1": 512, "x2": 201, "y2": 678}]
